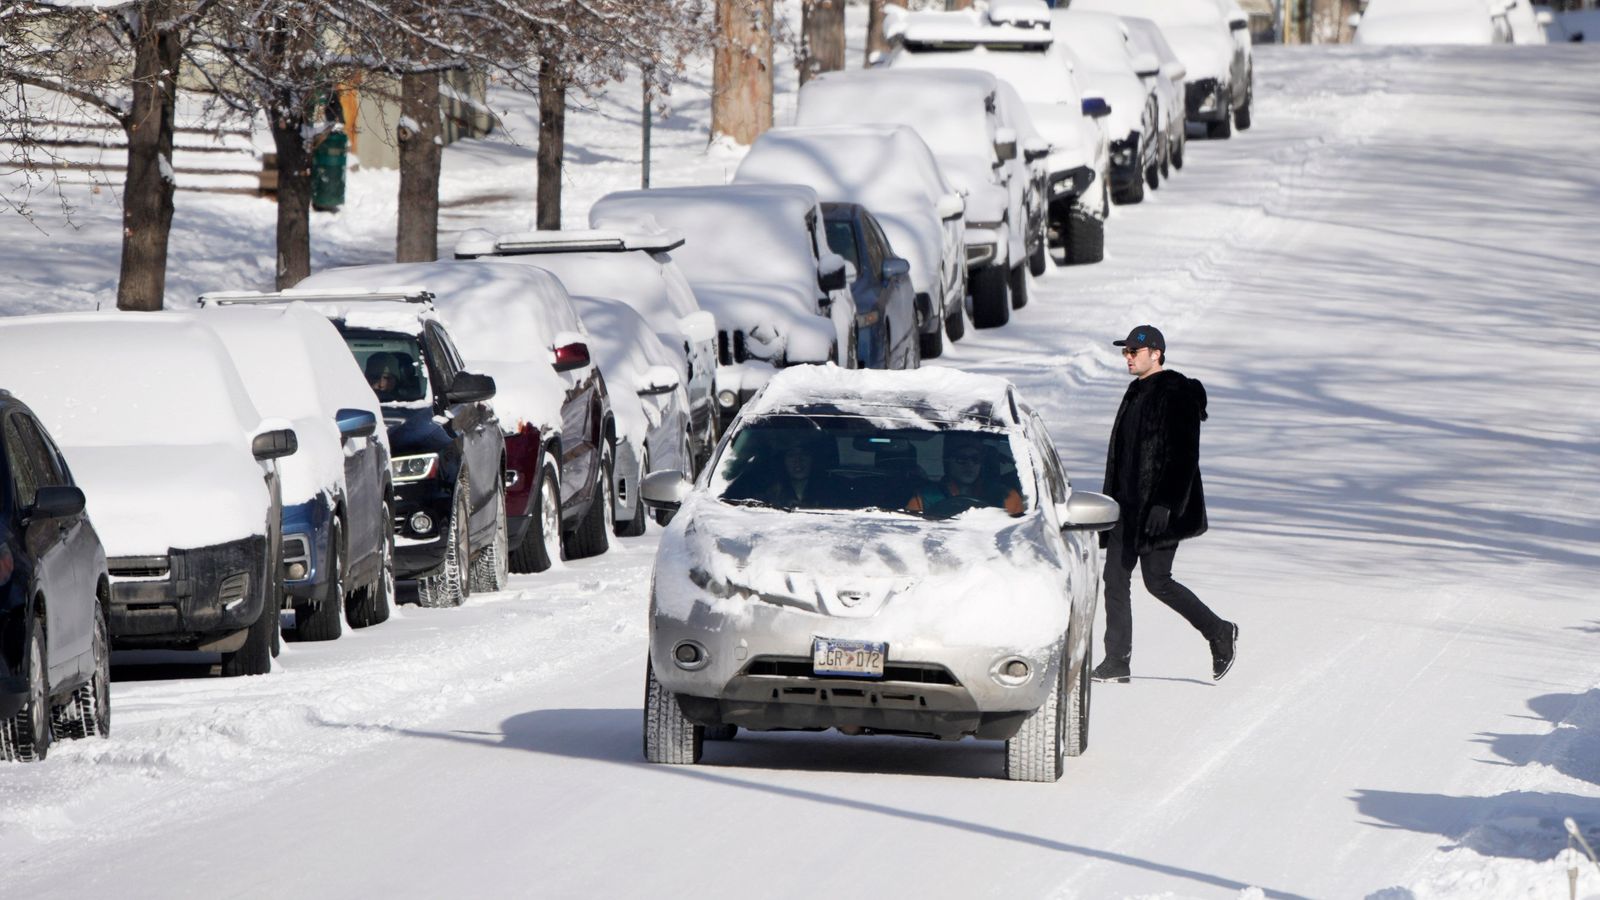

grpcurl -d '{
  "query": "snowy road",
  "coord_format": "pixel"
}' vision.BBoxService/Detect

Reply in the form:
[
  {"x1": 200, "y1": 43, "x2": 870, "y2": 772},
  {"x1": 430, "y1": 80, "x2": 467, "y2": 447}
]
[{"x1": 5, "y1": 45, "x2": 1600, "y2": 899}]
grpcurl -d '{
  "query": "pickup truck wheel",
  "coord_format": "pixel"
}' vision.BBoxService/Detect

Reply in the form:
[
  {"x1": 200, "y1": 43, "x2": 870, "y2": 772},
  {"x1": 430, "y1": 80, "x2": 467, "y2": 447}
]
[
  {"x1": 221, "y1": 583, "x2": 278, "y2": 677},
  {"x1": 296, "y1": 520, "x2": 344, "y2": 642},
  {"x1": 346, "y1": 507, "x2": 393, "y2": 628},
  {"x1": 417, "y1": 476, "x2": 470, "y2": 607},
  {"x1": 1005, "y1": 645, "x2": 1067, "y2": 782},
  {"x1": 566, "y1": 444, "x2": 613, "y2": 560},
  {"x1": 468, "y1": 480, "x2": 509, "y2": 592},
  {"x1": 644, "y1": 660, "x2": 703, "y2": 764},
  {"x1": 970, "y1": 264, "x2": 1010, "y2": 328},
  {"x1": 1, "y1": 626, "x2": 51, "y2": 761},
  {"x1": 511, "y1": 451, "x2": 562, "y2": 572}
]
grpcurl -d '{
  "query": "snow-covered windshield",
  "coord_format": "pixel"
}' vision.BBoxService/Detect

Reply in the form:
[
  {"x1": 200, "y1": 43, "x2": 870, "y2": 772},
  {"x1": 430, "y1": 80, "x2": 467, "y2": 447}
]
[
  {"x1": 711, "y1": 414, "x2": 1027, "y2": 519},
  {"x1": 340, "y1": 330, "x2": 430, "y2": 404}
]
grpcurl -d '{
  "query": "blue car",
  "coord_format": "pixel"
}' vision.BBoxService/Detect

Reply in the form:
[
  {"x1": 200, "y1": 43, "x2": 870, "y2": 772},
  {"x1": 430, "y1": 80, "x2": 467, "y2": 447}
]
[{"x1": 822, "y1": 202, "x2": 920, "y2": 370}]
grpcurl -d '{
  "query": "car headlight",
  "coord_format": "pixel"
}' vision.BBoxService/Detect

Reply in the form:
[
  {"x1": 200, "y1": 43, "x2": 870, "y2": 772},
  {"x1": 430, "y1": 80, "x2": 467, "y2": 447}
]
[{"x1": 392, "y1": 453, "x2": 440, "y2": 483}]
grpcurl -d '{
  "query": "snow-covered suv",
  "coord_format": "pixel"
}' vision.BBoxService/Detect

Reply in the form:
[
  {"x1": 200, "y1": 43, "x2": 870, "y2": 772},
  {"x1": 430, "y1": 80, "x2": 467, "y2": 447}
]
[{"x1": 639, "y1": 366, "x2": 1120, "y2": 781}]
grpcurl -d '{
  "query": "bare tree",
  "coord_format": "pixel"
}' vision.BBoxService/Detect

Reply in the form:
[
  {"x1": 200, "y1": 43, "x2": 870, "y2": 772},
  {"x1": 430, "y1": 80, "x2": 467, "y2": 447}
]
[
  {"x1": 2, "y1": 0, "x2": 227, "y2": 310},
  {"x1": 712, "y1": 0, "x2": 774, "y2": 145},
  {"x1": 799, "y1": 0, "x2": 845, "y2": 84},
  {"x1": 865, "y1": 0, "x2": 891, "y2": 65},
  {"x1": 396, "y1": 68, "x2": 444, "y2": 261}
]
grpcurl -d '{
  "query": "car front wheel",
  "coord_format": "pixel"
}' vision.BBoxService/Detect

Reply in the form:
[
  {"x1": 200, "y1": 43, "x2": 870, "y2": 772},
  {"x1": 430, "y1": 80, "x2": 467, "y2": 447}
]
[
  {"x1": 1005, "y1": 645, "x2": 1068, "y2": 782},
  {"x1": 644, "y1": 660, "x2": 703, "y2": 764}
]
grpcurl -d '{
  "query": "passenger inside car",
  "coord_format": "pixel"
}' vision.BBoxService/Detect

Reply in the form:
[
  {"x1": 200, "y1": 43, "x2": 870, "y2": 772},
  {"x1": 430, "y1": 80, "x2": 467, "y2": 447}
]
[
  {"x1": 365, "y1": 353, "x2": 401, "y2": 402},
  {"x1": 906, "y1": 431, "x2": 1025, "y2": 517}
]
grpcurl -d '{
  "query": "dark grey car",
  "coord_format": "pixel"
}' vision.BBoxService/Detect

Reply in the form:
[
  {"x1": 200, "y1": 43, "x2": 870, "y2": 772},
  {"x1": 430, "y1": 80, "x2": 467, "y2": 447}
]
[{"x1": 822, "y1": 203, "x2": 920, "y2": 371}]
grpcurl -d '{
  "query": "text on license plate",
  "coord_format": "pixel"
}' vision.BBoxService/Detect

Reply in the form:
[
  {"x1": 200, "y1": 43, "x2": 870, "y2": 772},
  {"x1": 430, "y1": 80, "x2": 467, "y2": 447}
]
[{"x1": 812, "y1": 637, "x2": 887, "y2": 678}]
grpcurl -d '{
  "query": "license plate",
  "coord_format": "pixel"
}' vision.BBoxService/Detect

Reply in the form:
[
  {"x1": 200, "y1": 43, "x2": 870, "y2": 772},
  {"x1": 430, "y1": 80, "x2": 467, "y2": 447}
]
[{"x1": 812, "y1": 637, "x2": 887, "y2": 678}]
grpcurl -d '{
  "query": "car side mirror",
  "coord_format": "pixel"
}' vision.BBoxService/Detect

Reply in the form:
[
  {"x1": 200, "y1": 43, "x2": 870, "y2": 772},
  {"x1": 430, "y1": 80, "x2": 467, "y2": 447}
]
[
  {"x1": 1058, "y1": 490, "x2": 1120, "y2": 532},
  {"x1": 1161, "y1": 60, "x2": 1187, "y2": 81},
  {"x1": 25, "y1": 485, "x2": 85, "y2": 522},
  {"x1": 252, "y1": 428, "x2": 299, "y2": 461},
  {"x1": 551, "y1": 342, "x2": 591, "y2": 374},
  {"x1": 446, "y1": 371, "x2": 498, "y2": 403},
  {"x1": 636, "y1": 365, "x2": 682, "y2": 396},
  {"x1": 882, "y1": 257, "x2": 911, "y2": 280},
  {"x1": 819, "y1": 260, "x2": 848, "y2": 293},
  {"x1": 640, "y1": 469, "x2": 692, "y2": 512},
  {"x1": 993, "y1": 127, "x2": 1017, "y2": 163},
  {"x1": 1131, "y1": 52, "x2": 1161, "y2": 77},
  {"x1": 1081, "y1": 96, "x2": 1112, "y2": 119},
  {"x1": 936, "y1": 192, "x2": 965, "y2": 220},
  {"x1": 1229, "y1": 17, "x2": 1249, "y2": 31},
  {"x1": 1022, "y1": 136, "x2": 1050, "y2": 163},
  {"x1": 335, "y1": 408, "x2": 378, "y2": 440}
]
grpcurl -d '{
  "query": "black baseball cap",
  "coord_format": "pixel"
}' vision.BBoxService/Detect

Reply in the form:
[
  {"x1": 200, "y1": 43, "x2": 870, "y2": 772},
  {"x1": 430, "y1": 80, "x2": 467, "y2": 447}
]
[{"x1": 1114, "y1": 325, "x2": 1165, "y2": 352}]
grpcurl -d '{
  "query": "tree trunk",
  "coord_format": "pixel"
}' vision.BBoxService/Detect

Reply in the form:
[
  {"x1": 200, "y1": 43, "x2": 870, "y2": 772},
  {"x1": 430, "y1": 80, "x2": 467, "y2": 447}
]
[
  {"x1": 536, "y1": 59, "x2": 566, "y2": 231},
  {"x1": 397, "y1": 70, "x2": 443, "y2": 261},
  {"x1": 866, "y1": 0, "x2": 890, "y2": 65},
  {"x1": 711, "y1": 0, "x2": 773, "y2": 146},
  {"x1": 800, "y1": 0, "x2": 846, "y2": 85},
  {"x1": 271, "y1": 103, "x2": 313, "y2": 289},
  {"x1": 115, "y1": 1, "x2": 181, "y2": 312},
  {"x1": 946, "y1": 0, "x2": 974, "y2": 9}
]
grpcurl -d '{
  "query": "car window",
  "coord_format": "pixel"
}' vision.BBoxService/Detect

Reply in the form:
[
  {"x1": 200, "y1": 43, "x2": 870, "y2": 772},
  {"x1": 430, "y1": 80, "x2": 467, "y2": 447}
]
[
  {"x1": 15, "y1": 416, "x2": 64, "y2": 487},
  {"x1": 711, "y1": 414, "x2": 1026, "y2": 519},
  {"x1": 341, "y1": 329, "x2": 432, "y2": 404},
  {"x1": 824, "y1": 220, "x2": 860, "y2": 270},
  {"x1": 425, "y1": 324, "x2": 462, "y2": 384},
  {"x1": 864, "y1": 217, "x2": 890, "y2": 276},
  {"x1": 1028, "y1": 416, "x2": 1067, "y2": 504},
  {"x1": 3, "y1": 414, "x2": 44, "y2": 509}
]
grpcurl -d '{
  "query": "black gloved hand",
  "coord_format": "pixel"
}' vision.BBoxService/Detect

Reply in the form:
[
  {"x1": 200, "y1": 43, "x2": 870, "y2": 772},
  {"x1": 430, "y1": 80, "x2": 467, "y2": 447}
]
[{"x1": 1144, "y1": 505, "x2": 1170, "y2": 536}]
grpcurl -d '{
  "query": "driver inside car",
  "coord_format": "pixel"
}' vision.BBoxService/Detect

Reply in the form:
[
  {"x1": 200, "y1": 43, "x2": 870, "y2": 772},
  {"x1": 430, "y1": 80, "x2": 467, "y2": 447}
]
[{"x1": 906, "y1": 432, "x2": 1025, "y2": 516}]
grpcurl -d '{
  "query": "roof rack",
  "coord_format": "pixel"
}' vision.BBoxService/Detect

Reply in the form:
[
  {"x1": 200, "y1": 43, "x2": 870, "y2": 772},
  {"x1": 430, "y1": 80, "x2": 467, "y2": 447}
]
[
  {"x1": 197, "y1": 288, "x2": 436, "y2": 308},
  {"x1": 454, "y1": 228, "x2": 685, "y2": 259}
]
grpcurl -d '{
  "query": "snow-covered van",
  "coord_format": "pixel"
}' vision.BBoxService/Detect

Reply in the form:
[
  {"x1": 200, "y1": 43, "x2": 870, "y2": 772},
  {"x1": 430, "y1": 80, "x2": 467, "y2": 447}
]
[
  {"x1": 0, "y1": 314, "x2": 298, "y2": 677},
  {"x1": 589, "y1": 183, "x2": 858, "y2": 420},
  {"x1": 639, "y1": 366, "x2": 1120, "y2": 781}
]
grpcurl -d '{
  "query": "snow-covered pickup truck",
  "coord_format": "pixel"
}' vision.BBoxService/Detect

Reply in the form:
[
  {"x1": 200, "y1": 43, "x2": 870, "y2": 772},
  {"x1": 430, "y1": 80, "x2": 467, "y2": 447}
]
[{"x1": 638, "y1": 366, "x2": 1120, "y2": 782}]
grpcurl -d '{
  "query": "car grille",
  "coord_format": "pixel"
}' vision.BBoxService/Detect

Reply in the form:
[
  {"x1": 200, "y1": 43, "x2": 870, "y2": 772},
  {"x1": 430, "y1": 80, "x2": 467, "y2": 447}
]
[
  {"x1": 108, "y1": 556, "x2": 171, "y2": 578},
  {"x1": 718, "y1": 329, "x2": 749, "y2": 365},
  {"x1": 743, "y1": 656, "x2": 960, "y2": 686}
]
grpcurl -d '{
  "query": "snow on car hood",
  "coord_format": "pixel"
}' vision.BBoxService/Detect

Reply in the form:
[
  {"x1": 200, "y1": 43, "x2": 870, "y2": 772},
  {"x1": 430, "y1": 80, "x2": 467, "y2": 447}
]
[
  {"x1": 1078, "y1": 69, "x2": 1147, "y2": 142},
  {"x1": 688, "y1": 281, "x2": 836, "y2": 364},
  {"x1": 654, "y1": 496, "x2": 1070, "y2": 650},
  {"x1": 65, "y1": 444, "x2": 269, "y2": 556},
  {"x1": 1164, "y1": 25, "x2": 1234, "y2": 82},
  {"x1": 1025, "y1": 103, "x2": 1092, "y2": 169}
]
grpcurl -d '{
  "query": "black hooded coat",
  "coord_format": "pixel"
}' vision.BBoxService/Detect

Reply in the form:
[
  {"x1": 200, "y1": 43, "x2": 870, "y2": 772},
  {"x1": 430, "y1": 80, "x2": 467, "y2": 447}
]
[{"x1": 1101, "y1": 369, "x2": 1209, "y2": 561}]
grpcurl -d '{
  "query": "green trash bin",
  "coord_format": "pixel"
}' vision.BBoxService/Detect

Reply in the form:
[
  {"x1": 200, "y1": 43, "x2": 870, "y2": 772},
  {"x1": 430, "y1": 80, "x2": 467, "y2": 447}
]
[{"x1": 312, "y1": 129, "x2": 347, "y2": 212}]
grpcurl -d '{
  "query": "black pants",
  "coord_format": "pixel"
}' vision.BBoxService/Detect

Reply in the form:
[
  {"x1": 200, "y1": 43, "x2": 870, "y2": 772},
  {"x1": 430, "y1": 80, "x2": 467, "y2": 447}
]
[{"x1": 1102, "y1": 528, "x2": 1225, "y2": 661}]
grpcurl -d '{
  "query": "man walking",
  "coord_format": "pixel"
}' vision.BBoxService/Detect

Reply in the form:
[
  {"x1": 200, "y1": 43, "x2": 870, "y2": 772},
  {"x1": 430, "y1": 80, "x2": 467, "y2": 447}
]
[{"x1": 1094, "y1": 325, "x2": 1238, "y2": 683}]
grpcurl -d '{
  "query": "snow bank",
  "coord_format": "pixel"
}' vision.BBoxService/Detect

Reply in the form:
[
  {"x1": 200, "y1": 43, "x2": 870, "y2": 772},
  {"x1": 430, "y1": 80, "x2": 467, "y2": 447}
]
[{"x1": 0, "y1": 313, "x2": 271, "y2": 553}]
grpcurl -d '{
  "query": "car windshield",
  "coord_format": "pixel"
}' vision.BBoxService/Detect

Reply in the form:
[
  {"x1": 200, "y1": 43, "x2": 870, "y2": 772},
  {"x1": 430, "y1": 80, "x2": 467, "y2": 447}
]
[
  {"x1": 710, "y1": 414, "x2": 1027, "y2": 519},
  {"x1": 341, "y1": 330, "x2": 430, "y2": 404}
]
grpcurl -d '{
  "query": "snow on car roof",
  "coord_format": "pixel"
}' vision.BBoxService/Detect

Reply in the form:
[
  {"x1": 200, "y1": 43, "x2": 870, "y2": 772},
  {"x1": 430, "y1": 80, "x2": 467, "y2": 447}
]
[
  {"x1": 201, "y1": 286, "x2": 437, "y2": 335},
  {"x1": 734, "y1": 125, "x2": 951, "y2": 214},
  {"x1": 901, "y1": 8, "x2": 1055, "y2": 45},
  {"x1": 453, "y1": 227, "x2": 685, "y2": 258},
  {"x1": 797, "y1": 69, "x2": 998, "y2": 161},
  {"x1": 588, "y1": 184, "x2": 823, "y2": 292},
  {"x1": 1071, "y1": 0, "x2": 1224, "y2": 27},
  {"x1": 1051, "y1": 10, "x2": 1136, "y2": 72},
  {"x1": 987, "y1": 0, "x2": 1054, "y2": 27},
  {"x1": 741, "y1": 365, "x2": 1019, "y2": 428},
  {"x1": 301, "y1": 261, "x2": 579, "y2": 433}
]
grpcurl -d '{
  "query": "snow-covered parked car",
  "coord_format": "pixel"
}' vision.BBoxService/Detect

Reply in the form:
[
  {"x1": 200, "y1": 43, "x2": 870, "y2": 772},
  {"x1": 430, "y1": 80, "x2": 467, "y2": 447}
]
[
  {"x1": 1050, "y1": 9, "x2": 1164, "y2": 204},
  {"x1": 194, "y1": 302, "x2": 395, "y2": 639},
  {"x1": 639, "y1": 366, "x2": 1120, "y2": 781},
  {"x1": 296, "y1": 263, "x2": 619, "y2": 576},
  {"x1": 1076, "y1": 0, "x2": 1251, "y2": 138},
  {"x1": 797, "y1": 68, "x2": 1027, "y2": 328},
  {"x1": 452, "y1": 225, "x2": 722, "y2": 474},
  {"x1": 570, "y1": 295, "x2": 693, "y2": 534},
  {"x1": 589, "y1": 183, "x2": 857, "y2": 420},
  {"x1": 1122, "y1": 15, "x2": 1190, "y2": 177},
  {"x1": 1350, "y1": 0, "x2": 1515, "y2": 43},
  {"x1": 209, "y1": 286, "x2": 505, "y2": 605},
  {"x1": 884, "y1": 0, "x2": 1112, "y2": 269},
  {"x1": 733, "y1": 124, "x2": 967, "y2": 360},
  {"x1": 0, "y1": 314, "x2": 298, "y2": 677}
]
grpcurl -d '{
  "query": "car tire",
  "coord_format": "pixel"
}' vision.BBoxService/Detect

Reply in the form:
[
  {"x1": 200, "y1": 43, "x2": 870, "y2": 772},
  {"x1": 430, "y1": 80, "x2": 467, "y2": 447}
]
[
  {"x1": 1208, "y1": 91, "x2": 1234, "y2": 139},
  {"x1": 54, "y1": 599, "x2": 111, "y2": 742},
  {"x1": 221, "y1": 581, "x2": 278, "y2": 677},
  {"x1": 1146, "y1": 156, "x2": 1160, "y2": 191},
  {"x1": 1, "y1": 625, "x2": 51, "y2": 762},
  {"x1": 417, "y1": 475, "x2": 470, "y2": 608},
  {"x1": 1065, "y1": 204, "x2": 1105, "y2": 266},
  {"x1": 643, "y1": 660, "x2": 703, "y2": 764},
  {"x1": 346, "y1": 506, "x2": 394, "y2": 628},
  {"x1": 945, "y1": 303, "x2": 966, "y2": 343},
  {"x1": 1028, "y1": 238, "x2": 1048, "y2": 278},
  {"x1": 1159, "y1": 133, "x2": 1171, "y2": 180},
  {"x1": 1114, "y1": 156, "x2": 1146, "y2": 205},
  {"x1": 511, "y1": 451, "x2": 562, "y2": 573},
  {"x1": 1009, "y1": 264, "x2": 1029, "y2": 310},
  {"x1": 616, "y1": 446, "x2": 648, "y2": 538},
  {"x1": 566, "y1": 443, "x2": 613, "y2": 560},
  {"x1": 1066, "y1": 641, "x2": 1090, "y2": 758},
  {"x1": 468, "y1": 480, "x2": 510, "y2": 592},
  {"x1": 1172, "y1": 130, "x2": 1186, "y2": 169},
  {"x1": 970, "y1": 264, "x2": 1010, "y2": 328},
  {"x1": 1004, "y1": 644, "x2": 1067, "y2": 783},
  {"x1": 919, "y1": 319, "x2": 945, "y2": 360},
  {"x1": 1234, "y1": 94, "x2": 1252, "y2": 131},
  {"x1": 296, "y1": 519, "x2": 345, "y2": 642}
]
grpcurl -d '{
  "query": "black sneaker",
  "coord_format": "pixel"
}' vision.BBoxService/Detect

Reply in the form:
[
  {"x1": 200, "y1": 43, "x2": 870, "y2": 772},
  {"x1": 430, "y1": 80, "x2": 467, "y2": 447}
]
[
  {"x1": 1210, "y1": 622, "x2": 1239, "y2": 681},
  {"x1": 1092, "y1": 657, "x2": 1130, "y2": 683}
]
